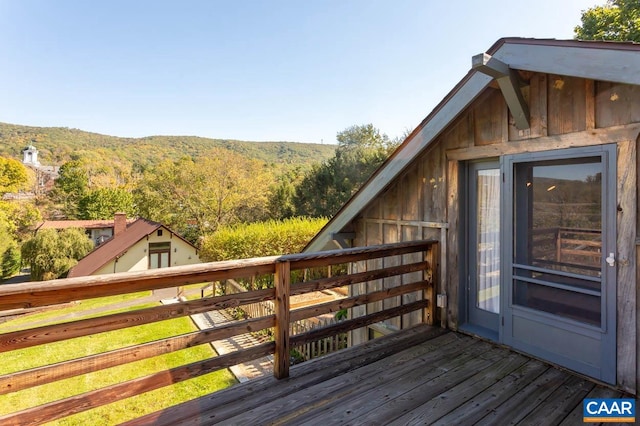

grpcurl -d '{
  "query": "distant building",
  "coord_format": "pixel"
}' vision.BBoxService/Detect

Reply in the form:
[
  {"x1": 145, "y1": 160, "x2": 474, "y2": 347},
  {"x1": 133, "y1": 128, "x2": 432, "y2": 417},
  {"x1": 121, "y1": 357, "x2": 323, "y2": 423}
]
[
  {"x1": 67, "y1": 213, "x2": 201, "y2": 278},
  {"x1": 35, "y1": 213, "x2": 137, "y2": 246},
  {"x1": 20, "y1": 143, "x2": 59, "y2": 195},
  {"x1": 22, "y1": 144, "x2": 40, "y2": 167}
]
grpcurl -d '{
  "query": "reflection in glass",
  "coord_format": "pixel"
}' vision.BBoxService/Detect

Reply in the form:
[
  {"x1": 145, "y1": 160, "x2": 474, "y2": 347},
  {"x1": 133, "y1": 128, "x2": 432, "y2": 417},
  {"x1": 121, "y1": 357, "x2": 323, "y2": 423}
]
[
  {"x1": 515, "y1": 158, "x2": 602, "y2": 276},
  {"x1": 513, "y1": 157, "x2": 602, "y2": 326}
]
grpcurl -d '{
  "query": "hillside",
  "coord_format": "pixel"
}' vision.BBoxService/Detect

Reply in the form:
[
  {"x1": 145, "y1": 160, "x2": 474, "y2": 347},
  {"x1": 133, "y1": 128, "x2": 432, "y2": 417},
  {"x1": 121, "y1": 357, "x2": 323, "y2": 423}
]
[{"x1": 0, "y1": 122, "x2": 336, "y2": 167}]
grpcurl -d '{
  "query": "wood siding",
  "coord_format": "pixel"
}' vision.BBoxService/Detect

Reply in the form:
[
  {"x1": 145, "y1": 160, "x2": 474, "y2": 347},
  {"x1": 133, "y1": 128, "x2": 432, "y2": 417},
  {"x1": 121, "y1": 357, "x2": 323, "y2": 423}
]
[{"x1": 350, "y1": 72, "x2": 640, "y2": 393}]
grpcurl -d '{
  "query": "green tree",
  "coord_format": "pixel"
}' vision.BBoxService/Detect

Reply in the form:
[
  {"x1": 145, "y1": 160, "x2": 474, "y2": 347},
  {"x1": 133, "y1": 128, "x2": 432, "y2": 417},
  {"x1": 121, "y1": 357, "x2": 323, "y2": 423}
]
[
  {"x1": 78, "y1": 187, "x2": 136, "y2": 219},
  {"x1": 21, "y1": 228, "x2": 93, "y2": 280},
  {"x1": 293, "y1": 124, "x2": 397, "y2": 217},
  {"x1": 267, "y1": 168, "x2": 303, "y2": 220},
  {"x1": 52, "y1": 160, "x2": 90, "y2": 219},
  {"x1": 575, "y1": 0, "x2": 640, "y2": 41},
  {"x1": 2, "y1": 243, "x2": 21, "y2": 279},
  {"x1": 0, "y1": 157, "x2": 30, "y2": 195}
]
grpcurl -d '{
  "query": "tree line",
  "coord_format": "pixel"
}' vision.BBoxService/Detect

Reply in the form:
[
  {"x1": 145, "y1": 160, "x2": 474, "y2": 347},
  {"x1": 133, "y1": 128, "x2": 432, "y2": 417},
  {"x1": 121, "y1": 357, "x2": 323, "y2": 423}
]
[{"x1": 0, "y1": 124, "x2": 400, "y2": 280}]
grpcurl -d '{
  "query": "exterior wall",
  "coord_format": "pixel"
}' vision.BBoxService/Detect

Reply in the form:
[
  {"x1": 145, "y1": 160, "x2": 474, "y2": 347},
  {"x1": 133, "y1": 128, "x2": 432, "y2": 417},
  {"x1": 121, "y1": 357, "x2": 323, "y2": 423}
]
[
  {"x1": 91, "y1": 228, "x2": 201, "y2": 275},
  {"x1": 349, "y1": 72, "x2": 640, "y2": 392}
]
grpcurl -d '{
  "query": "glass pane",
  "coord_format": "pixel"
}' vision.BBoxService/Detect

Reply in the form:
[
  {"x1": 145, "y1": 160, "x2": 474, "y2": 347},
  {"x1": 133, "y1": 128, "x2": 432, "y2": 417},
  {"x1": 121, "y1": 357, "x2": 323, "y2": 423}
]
[
  {"x1": 515, "y1": 158, "x2": 602, "y2": 277},
  {"x1": 477, "y1": 169, "x2": 500, "y2": 313},
  {"x1": 160, "y1": 252, "x2": 169, "y2": 268},
  {"x1": 513, "y1": 157, "x2": 603, "y2": 326},
  {"x1": 150, "y1": 253, "x2": 159, "y2": 269},
  {"x1": 513, "y1": 279, "x2": 600, "y2": 326}
]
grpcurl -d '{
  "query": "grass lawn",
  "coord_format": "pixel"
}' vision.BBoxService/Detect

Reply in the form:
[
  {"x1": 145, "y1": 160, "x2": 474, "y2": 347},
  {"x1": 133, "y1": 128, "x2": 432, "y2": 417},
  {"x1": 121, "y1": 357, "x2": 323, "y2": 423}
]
[{"x1": 0, "y1": 293, "x2": 238, "y2": 425}]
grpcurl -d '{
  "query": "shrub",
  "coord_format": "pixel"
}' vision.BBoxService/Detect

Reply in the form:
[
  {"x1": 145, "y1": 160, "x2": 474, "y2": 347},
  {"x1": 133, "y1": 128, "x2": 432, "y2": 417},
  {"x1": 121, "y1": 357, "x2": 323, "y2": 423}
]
[{"x1": 200, "y1": 217, "x2": 328, "y2": 262}]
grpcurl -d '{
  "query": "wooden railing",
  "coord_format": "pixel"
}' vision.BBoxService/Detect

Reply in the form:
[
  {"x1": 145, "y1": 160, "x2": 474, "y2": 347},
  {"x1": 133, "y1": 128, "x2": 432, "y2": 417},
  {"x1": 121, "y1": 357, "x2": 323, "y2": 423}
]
[
  {"x1": 531, "y1": 227, "x2": 601, "y2": 269},
  {"x1": 0, "y1": 240, "x2": 437, "y2": 425}
]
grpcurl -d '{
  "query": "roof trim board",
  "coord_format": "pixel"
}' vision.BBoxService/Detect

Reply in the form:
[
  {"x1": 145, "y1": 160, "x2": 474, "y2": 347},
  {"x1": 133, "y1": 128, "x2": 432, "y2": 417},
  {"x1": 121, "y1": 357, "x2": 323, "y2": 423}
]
[
  {"x1": 304, "y1": 38, "x2": 640, "y2": 253},
  {"x1": 492, "y1": 42, "x2": 640, "y2": 85}
]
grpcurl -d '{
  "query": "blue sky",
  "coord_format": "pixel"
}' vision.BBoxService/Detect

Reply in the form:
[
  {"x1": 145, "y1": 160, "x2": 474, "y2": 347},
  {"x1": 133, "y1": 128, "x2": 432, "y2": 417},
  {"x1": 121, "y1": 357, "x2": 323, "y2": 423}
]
[{"x1": 0, "y1": 0, "x2": 598, "y2": 144}]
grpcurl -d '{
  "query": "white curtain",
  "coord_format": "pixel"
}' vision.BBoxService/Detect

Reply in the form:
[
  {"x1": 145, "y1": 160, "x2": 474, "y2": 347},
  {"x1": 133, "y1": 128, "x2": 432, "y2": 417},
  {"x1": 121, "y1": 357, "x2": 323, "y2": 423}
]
[{"x1": 477, "y1": 169, "x2": 500, "y2": 313}]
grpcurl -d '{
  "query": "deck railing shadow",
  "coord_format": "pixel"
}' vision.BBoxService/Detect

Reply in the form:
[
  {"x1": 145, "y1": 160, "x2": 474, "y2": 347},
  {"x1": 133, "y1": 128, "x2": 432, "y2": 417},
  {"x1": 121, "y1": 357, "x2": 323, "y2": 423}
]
[{"x1": 0, "y1": 239, "x2": 437, "y2": 425}]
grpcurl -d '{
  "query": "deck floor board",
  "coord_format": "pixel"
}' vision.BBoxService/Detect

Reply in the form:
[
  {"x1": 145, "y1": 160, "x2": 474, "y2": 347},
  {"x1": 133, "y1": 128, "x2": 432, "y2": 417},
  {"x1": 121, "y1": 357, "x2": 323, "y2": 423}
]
[{"x1": 123, "y1": 324, "x2": 634, "y2": 426}]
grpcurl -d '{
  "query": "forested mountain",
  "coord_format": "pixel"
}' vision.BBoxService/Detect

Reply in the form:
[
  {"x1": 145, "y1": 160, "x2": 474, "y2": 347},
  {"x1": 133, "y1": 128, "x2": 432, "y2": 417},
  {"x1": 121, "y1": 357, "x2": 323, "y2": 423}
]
[{"x1": 0, "y1": 122, "x2": 336, "y2": 167}]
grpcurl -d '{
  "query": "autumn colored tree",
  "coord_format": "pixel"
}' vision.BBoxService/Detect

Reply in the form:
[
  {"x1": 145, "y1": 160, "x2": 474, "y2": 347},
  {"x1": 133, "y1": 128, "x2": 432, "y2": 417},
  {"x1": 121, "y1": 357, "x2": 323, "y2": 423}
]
[
  {"x1": 0, "y1": 156, "x2": 30, "y2": 195},
  {"x1": 134, "y1": 148, "x2": 274, "y2": 242}
]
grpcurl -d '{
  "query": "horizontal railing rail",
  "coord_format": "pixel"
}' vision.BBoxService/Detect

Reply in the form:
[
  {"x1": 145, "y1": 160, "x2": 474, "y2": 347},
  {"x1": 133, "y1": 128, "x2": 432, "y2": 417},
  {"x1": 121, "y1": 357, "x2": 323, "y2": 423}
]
[{"x1": 0, "y1": 240, "x2": 437, "y2": 425}]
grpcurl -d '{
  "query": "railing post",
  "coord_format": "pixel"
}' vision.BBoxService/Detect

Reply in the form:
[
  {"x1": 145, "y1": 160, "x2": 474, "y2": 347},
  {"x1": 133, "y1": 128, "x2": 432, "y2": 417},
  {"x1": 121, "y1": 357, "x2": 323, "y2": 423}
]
[{"x1": 274, "y1": 260, "x2": 291, "y2": 379}]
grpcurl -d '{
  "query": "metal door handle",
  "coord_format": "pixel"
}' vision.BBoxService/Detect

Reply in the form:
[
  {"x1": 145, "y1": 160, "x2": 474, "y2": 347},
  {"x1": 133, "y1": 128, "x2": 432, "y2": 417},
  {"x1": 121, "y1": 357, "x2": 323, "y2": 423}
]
[{"x1": 605, "y1": 253, "x2": 615, "y2": 267}]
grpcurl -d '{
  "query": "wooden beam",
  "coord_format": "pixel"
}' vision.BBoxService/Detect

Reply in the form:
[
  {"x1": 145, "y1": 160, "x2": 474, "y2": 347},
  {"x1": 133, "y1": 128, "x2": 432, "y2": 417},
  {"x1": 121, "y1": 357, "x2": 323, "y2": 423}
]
[
  {"x1": 472, "y1": 53, "x2": 530, "y2": 130},
  {"x1": 446, "y1": 122, "x2": 640, "y2": 161},
  {"x1": 331, "y1": 232, "x2": 355, "y2": 248}
]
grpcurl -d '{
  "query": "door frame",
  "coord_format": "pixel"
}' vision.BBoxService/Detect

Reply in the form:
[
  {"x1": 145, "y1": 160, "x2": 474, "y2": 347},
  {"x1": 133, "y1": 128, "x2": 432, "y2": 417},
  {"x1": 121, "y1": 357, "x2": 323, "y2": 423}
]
[
  {"x1": 459, "y1": 145, "x2": 617, "y2": 384},
  {"x1": 459, "y1": 159, "x2": 501, "y2": 341},
  {"x1": 501, "y1": 144, "x2": 617, "y2": 383}
]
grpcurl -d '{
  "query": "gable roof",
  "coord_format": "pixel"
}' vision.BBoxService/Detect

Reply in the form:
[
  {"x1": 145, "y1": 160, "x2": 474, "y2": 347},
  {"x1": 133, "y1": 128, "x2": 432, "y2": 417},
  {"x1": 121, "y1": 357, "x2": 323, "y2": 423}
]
[
  {"x1": 305, "y1": 38, "x2": 640, "y2": 252},
  {"x1": 67, "y1": 218, "x2": 194, "y2": 278}
]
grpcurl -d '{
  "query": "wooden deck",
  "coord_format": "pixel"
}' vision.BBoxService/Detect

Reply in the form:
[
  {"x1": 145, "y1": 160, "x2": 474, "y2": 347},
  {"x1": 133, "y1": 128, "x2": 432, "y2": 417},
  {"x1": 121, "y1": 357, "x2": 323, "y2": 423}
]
[{"x1": 125, "y1": 324, "x2": 627, "y2": 426}]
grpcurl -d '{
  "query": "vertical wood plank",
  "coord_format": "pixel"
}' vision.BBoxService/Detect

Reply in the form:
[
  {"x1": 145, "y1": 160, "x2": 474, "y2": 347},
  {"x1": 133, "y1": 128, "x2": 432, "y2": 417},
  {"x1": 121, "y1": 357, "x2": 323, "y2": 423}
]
[
  {"x1": 402, "y1": 225, "x2": 422, "y2": 328},
  {"x1": 446, "y1": 159, "x2": 460, "y2": 329},
  {"x1": 367, "y1": 221, "x2": 384, "y2": 319},
  {"x1": 382, "y1": 184, "x2": 400, "y2": 220},
  {"x1": 424, "y1": 242, "x2": 438, "y2": 326},
  {"x1": 350, "y1": 219, "x2": 368, "y2": 346},
  {"x1": 442, "y1": 110, "x2": 473, "y2": 150},
  {"x1": 383, "y1": 223, "x2": 401, "y2": 329},
  {"x1": 548, "y1": 75, "x2": 587, "y2": 135},
  {"x1": 273, "y1": 261, "x2": 290, "y2": 379},
  {"x1": 538, "y1": 73, "x2": 548, "y2": 137},
  {"x1": 423, "y1": 143, "x2": 446, "y2": 223},
  {"x1": 474, "y1": 89, "x2": 506, "y2": 146},
  {"x1": 401, "y1": 167, "x2": 420, "y2": 221},
  {"x1": 595, "y1": 81, "x2": 640, "y2": 128},
  {"x1": 617, "y1": 139, "x2": 637, "y2": 393},
  {"x1": 585, "y1": 79, "x2": 595, "y2": 130}
]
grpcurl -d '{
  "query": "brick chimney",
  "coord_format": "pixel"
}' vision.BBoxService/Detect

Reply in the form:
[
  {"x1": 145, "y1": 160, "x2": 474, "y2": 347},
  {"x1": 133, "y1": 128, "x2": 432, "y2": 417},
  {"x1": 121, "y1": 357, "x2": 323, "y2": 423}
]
[{"x1": 114, "y1": 212, "x2": 127, "y2": 236}]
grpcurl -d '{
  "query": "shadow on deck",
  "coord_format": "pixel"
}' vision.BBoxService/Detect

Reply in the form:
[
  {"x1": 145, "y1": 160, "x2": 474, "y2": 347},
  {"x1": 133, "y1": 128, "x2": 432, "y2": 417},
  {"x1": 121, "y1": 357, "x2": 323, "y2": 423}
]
[{"x1": 125, "y1": 324, "x2": 624, "y2": 426}]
